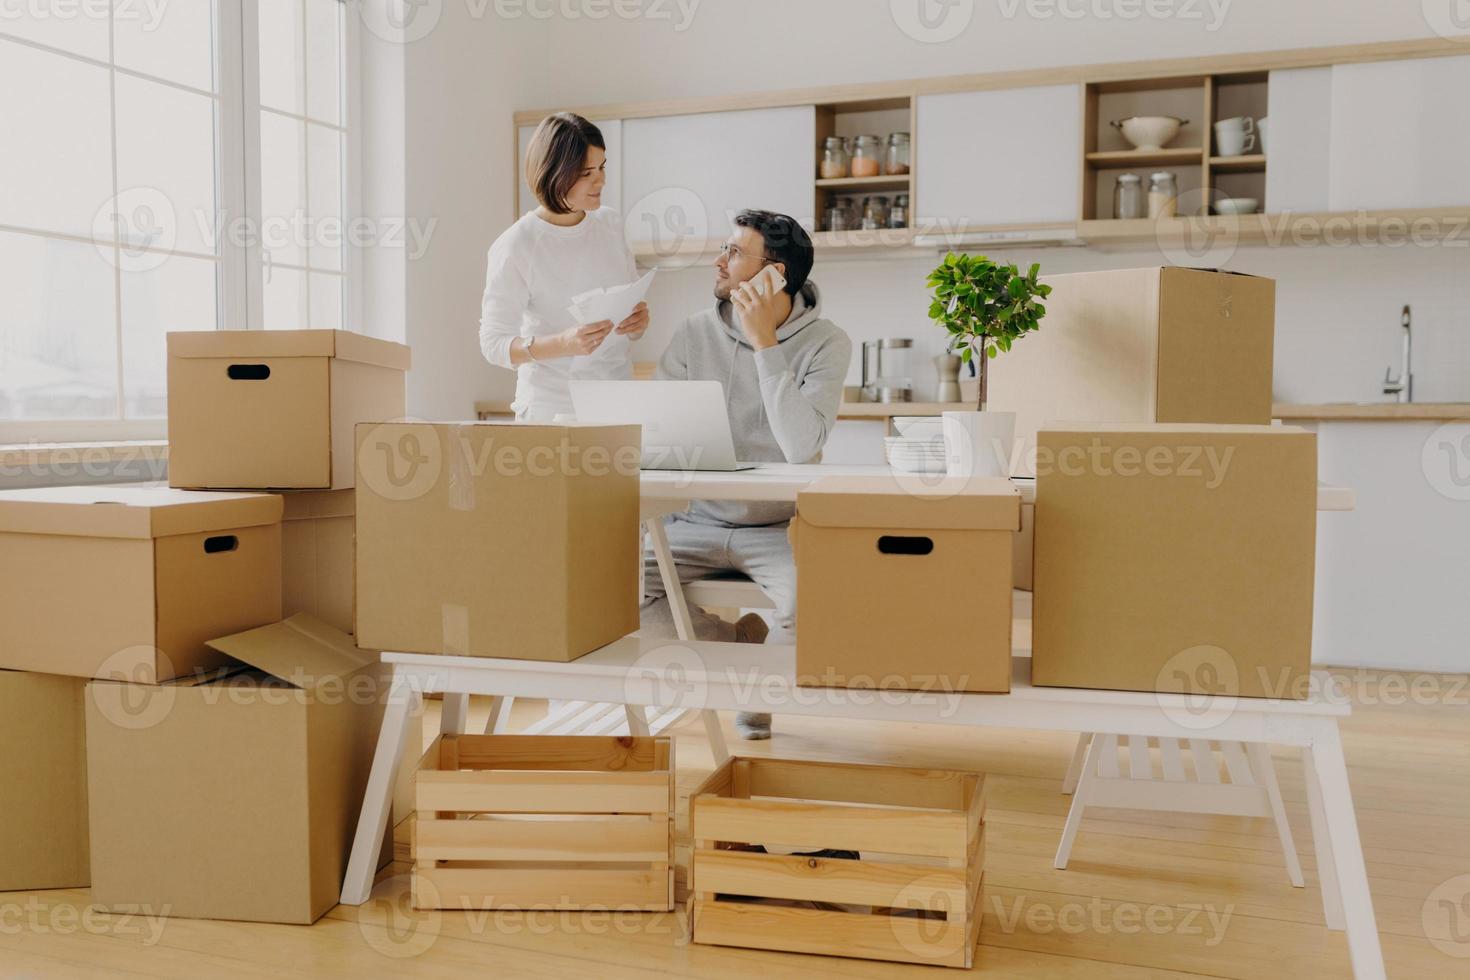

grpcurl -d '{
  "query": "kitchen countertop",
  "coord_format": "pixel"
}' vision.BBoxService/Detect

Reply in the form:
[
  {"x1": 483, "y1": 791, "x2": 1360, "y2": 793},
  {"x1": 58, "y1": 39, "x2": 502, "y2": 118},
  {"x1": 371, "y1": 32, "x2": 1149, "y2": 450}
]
[
  {"x1": 1273, "y1": 403, "x2": 1470, "y2": 422},
  {"x1": 837, "y1": 401, "x2": 971, "y2": 419}
]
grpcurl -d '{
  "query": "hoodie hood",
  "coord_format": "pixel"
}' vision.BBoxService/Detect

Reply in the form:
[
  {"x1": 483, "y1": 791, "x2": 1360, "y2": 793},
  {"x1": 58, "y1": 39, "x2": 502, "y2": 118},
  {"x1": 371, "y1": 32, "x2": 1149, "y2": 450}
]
[{"x1": 716, "y1": 280, "x2": 824, "y2": 348}]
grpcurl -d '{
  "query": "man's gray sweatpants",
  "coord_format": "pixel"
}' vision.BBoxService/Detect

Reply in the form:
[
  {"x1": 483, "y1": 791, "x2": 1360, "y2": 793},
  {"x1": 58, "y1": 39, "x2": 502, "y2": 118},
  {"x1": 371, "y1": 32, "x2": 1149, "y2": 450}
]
[{"x1": 639, "y1": 513, "x2": 796, "y2": 646}]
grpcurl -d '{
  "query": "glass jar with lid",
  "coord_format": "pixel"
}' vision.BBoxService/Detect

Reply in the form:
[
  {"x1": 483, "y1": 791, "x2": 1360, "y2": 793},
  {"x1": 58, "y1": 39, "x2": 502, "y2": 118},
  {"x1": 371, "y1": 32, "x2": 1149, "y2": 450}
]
[
  {"x1": 1113, "y1": 173, "x2": 1144, "y2": 220},
  {"x1": 1147, "y1": 171, "x2": 1179, "y2": 219},
  {"x1": 819, "y1": 136, "x2": 850, "y2": 180},
  {"x1": 889, "y1": 193, "x2": 909, "y2": 229},
  {"x1": 860, "y1": 196, "x2": 890, "y2": 230},
  {"x1": 884, "y1": 132, "x2": 911, "y2": 175},
  {"x1": 851, "y1": 135, "x2": 883, "y2": 178},
  {"x1": 823, "y1": 194, "x2": 849, "y2": 232}
]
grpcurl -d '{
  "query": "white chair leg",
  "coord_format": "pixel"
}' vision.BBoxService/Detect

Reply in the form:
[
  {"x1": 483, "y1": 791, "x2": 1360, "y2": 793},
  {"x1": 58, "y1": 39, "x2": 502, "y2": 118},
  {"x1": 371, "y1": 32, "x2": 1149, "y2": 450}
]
[
  {"x1": 645, "y1": 516, "x2": 696, "y2": 641},
  {"x1": 625, "y1": 703, "x2": 651, "y2": 737},
  {"x1": 1249, "y1": 743, "x2": 1305, "y2": 888},
  {"x1": 1055, "y1": 733, "x2": 1106, "y2": 869},
  {"x1": 1303, "y1": 746, "x2": 1347, "y2": 930},
  {"x1": 1062, "y1": 733, "x2": 1091, "y2": 795},
  {"x1": 703, "y1": 709, "x2": 730, "y2": 766},
  {"x1": 439, "y1": 692, "x2": 469, "y2": 734},
  {"x1": 341, "y1": 669, "x2": 415, "y2": 905},
  {"x1": 482, "y1": 695, "x2": 514, "y2": 734}
]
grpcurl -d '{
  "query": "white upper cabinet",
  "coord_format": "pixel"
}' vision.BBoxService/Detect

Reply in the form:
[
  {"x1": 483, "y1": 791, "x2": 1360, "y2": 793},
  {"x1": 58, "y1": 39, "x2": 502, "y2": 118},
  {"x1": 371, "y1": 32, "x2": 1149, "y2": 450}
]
[
  {"x1": 517, "y1": 119, "x2": 623, "y2": 216},
  {"x1": 620, "y1": 106, "x2": 814, "y2": 249},
  {"x1": 1327, "y1": 55, "x2": 1470, "y2": 211},
  {"x1": 1265, "y1": 67, "x2": 1333, "y2": 213},
  {"x1": 915, "y1": 84, "x2": 1081, "y2": 228}
]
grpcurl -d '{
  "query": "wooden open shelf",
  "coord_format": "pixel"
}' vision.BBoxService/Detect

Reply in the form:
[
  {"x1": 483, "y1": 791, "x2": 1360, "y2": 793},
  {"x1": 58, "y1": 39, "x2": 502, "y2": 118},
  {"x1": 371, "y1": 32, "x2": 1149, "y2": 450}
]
[
  {"x1": 815, "y1": 97, "x2": 915, "y2": 234},
  {"x1": 815, "y1": 174, "x2": 911, "y2": 189},
  {"x1": 1210, "y1": 153, "x2": 1268, "y2": 173},
  {"x1": 1086, "y1": 148, "x2": 1203, "y2": 167}
]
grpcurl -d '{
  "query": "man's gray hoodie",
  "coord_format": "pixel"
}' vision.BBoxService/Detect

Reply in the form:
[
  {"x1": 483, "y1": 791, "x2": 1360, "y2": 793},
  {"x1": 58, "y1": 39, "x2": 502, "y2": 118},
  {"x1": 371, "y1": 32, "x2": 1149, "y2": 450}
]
[{"x1": 656, "y1": 280, "x2": 852, "y2": 527}]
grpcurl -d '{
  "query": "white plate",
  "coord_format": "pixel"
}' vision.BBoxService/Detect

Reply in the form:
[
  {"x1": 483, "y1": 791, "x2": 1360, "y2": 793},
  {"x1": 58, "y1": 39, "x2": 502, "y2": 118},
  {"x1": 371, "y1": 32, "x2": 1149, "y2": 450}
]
[{"x1": 886, "y1": 456, "x2": 948, "y2": 474}]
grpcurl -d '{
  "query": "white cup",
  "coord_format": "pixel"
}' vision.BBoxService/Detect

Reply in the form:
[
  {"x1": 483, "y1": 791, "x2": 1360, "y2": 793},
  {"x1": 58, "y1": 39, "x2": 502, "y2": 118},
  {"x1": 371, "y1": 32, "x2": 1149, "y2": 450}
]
[
  {"x1": 1256, "y1": 116, "x2": 1269, "y2": 155},
  {"x1": 1214, "y1": 117, "x2": 1256, "y2": 156}
]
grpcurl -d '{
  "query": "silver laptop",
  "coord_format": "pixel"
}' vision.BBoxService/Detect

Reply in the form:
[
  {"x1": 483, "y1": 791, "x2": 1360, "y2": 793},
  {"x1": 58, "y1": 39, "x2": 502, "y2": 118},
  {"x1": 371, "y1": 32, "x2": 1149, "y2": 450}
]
[{"x1": 569, "y1": 380, "x2": 757, "y2": 472}]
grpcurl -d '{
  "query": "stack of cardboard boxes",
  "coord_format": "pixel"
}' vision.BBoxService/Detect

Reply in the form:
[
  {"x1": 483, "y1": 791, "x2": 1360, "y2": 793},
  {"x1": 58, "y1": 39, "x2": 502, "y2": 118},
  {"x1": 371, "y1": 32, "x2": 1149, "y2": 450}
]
[
  {"x1": 789, "y1": 267, "x2": 1318, "y2": 703},
  {"x1": 0, "y1": 330, "x2": 410, "y2": 923}
]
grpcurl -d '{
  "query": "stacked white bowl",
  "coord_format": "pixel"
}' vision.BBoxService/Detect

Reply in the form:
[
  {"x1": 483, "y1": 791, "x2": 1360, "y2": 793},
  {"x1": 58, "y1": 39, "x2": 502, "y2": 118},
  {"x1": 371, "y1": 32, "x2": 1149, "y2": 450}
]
[{"x1": 885, "y1": 417, "x2": 947, "y2": 474}]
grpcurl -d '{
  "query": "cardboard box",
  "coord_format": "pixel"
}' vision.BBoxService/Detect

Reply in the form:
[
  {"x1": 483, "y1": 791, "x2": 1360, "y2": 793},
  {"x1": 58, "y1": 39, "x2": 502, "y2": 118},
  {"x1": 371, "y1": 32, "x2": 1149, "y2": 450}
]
[
  {"x1": 0, "y1": 670, "x2": 89, "y2": 891},
  {"x1": 1032, "y1": 424, "x2": 1317, "y2": 699},
  {"x1": 86, "y1": 614, "x2": 390, "y2": 924},
  {"x1": 0, "y1": 486, "x2": 283, "y2": 682},
  {"x1": 1014, "y1": 501, "x2": 1035, "y2": 592},
  {"x1": 355, "y1": 422, "x2": 642, "y2": 662},
  {"x1": 987, "y1": 267, "x2": 1275, "y2": 475},
  {"x1": 281, "y1": 489, "x2": 355, "y2": 634},
  {"x1": 793, "y1": 476, "x2": 1020, "y2": 694},
  {"x1": 167, "y1": 329, "x2": 410, "y2": 490}
]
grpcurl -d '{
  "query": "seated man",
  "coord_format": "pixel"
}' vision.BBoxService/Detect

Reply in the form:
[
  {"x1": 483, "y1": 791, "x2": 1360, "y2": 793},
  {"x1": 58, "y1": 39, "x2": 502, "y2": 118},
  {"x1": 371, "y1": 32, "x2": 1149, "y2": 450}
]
[{"x1": 640, "y1": 209, "x2": 853, "y2": 740}]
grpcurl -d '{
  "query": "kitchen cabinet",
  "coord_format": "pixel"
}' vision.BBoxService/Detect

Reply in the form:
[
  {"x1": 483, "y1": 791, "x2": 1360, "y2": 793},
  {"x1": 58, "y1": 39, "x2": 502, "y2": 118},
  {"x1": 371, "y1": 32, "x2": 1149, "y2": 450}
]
[
  {"x1": 1265, "y1": 67, "x2": 1332, "y2": 213},
  {"x1": 915, "y1": 84, "x2": 1080, "y2": 227},
  {"x1": 516, "y1": 119, "x2": 623, "y2": 216},
  {"x1": 620, "y1": 106, "x2": 814, "y2": 249},
  {"x1": 1328, "y1": 55, "x2": 1470, "y2": 211}
]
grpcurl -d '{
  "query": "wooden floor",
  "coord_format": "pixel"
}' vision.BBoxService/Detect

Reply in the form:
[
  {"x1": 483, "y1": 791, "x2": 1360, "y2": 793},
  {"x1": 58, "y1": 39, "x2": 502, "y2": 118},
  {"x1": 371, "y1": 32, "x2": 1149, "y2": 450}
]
[{"x1": 3, "y1": 669, "x2": 1466, "y2": 979}]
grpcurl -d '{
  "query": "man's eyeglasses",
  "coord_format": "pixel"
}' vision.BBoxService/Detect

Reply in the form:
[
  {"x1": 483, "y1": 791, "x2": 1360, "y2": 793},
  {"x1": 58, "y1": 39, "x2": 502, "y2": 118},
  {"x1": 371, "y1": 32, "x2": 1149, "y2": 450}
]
[{"x1": 718, "y1": 242, "x2": 774, "y2": 265}]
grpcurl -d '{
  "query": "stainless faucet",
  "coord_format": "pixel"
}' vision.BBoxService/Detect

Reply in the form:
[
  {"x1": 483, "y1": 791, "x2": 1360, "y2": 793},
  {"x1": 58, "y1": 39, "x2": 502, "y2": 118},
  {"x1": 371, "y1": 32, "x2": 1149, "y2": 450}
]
[{"x1": 1383, "y1": 305, "x2": 1413, "y2": 403}]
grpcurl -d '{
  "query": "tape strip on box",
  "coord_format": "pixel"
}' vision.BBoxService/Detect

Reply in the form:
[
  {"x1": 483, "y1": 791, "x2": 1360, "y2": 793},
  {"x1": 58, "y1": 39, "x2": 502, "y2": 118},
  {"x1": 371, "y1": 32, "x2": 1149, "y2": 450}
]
[
  {"x1": 446, "y1": 424, "x2": 475, "y2": 512},
  {"x1": 441, "y1": 604, "x2": 470, "y2": 658}
]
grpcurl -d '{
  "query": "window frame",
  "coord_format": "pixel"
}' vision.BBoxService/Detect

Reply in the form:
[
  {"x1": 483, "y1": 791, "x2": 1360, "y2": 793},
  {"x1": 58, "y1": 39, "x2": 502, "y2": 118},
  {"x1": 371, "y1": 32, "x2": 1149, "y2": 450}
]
[{"x1": 0, "y1": 0, "x2": 361, "y2": 446}]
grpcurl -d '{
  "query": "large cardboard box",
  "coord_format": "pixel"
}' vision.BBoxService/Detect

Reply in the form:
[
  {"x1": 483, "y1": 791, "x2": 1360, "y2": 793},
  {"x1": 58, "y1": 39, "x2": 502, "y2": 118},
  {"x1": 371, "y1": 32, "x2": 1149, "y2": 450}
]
[
  {"x1": 0, "y1": 486, "x2": 282, "y2": 682},
  {"x1": 987, "y1": 267, "x2": 1275, "y2": 475},
  {"x1": 281, "y1": 489, "x2": 354, "y2": 634},
  {"x1": 86, "y1": 615, "x2": 390, "y2": 924},
  {"x1": 167, "y1": 329, "x2": 410, "y2": 490},
  {"x1": 0, "y1": 670, "x2": 89, "y2": 891},
  {"x1": 355, "y1": 421, "x2": 642, "y2": 662},
  {"x1": 793, "y1": 476, "x2": 1020, "y2": 694},
  {"x1": 1032, "y1": 424, "x2": 1317, "y2": 699}
]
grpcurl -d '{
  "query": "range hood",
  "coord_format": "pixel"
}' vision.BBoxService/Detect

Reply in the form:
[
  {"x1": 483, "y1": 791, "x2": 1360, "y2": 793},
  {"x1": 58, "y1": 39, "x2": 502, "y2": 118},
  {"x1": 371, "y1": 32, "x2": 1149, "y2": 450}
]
[{"x1": 912, "y1": 226, "x2": 1084, "y2": 249}]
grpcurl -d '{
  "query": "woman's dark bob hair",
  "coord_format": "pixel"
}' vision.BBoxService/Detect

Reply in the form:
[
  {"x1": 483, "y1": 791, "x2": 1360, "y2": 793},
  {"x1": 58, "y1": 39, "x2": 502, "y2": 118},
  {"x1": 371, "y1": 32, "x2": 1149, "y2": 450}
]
[{"x1": 524, "y1": 112, "x2": 605, "y2": 215}]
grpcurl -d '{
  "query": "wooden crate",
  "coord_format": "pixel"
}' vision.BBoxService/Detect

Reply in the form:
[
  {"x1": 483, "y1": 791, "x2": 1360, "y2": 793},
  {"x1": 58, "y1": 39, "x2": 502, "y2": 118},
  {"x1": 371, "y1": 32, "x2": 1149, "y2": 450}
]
[
  {"x1": 411, "y1": 734, "x2": 674, "y2": 911},
  {"x1": 690, "y1": 756, "x2": 985, "y2": 968}
]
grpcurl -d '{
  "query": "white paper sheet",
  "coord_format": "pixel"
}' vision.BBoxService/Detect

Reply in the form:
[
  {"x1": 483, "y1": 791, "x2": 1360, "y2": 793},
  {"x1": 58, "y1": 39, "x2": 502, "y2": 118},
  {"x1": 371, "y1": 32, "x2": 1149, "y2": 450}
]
[{"x1": 567, "y1": 268, "x2": 657, "y2": 327}]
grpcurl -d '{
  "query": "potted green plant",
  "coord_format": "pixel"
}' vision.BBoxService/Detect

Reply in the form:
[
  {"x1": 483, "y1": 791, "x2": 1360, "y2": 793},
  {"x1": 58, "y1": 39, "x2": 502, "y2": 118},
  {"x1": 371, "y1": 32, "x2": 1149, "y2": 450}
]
[{"x1": 926, "y1": 254, "x2": 1051, "y2": 475}]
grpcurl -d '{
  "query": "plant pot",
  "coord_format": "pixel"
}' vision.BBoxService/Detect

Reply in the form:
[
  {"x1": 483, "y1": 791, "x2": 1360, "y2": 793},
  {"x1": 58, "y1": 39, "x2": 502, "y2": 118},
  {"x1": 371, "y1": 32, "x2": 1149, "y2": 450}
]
[{"x1": 942, "y1": 411, "x2": 1014, "y2": 478}]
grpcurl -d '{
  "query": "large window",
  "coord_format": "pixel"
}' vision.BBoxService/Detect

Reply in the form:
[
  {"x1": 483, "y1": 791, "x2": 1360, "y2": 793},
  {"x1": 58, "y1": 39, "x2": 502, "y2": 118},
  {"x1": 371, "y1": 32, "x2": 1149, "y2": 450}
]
[{"x1": 0, "y1": 0, "x2": 353, "y2": 441}]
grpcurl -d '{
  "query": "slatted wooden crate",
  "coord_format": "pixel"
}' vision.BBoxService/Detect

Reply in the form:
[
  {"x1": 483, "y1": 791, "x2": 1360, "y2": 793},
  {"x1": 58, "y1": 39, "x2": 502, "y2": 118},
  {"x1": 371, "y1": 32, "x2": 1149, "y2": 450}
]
[
  {"x1": 411, "y1": 734, "x2": 673, "y2": 911},
  {"x1": 690, "y1": 756, "x2": 985, "y2": 968}
]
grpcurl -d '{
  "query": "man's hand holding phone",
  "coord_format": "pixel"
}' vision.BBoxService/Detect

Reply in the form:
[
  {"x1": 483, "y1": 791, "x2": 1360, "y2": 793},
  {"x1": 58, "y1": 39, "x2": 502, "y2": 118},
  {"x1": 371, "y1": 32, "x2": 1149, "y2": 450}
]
[{"x1": 731, "y1": 266, "x2": 787, "y2": 351}]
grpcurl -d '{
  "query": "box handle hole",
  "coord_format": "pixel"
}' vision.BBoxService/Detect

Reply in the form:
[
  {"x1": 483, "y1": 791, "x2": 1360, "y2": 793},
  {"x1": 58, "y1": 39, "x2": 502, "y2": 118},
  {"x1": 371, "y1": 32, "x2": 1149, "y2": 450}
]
[
  {"x1": 877, "y1": 535, "x2": 933, "y2": 556},
  {"x1": 226, "y1": 364, "x2": 271, "y2": 381},
  {"x1": 203, "y1": 535, "x2": 239, "y2": 554}
]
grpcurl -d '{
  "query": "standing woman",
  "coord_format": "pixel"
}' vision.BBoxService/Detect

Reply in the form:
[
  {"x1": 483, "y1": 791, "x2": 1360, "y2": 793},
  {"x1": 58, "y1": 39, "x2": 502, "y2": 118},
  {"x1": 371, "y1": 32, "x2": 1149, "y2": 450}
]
[{"x1": 479, "y1": 113, "x2": 649, "y2": 420}]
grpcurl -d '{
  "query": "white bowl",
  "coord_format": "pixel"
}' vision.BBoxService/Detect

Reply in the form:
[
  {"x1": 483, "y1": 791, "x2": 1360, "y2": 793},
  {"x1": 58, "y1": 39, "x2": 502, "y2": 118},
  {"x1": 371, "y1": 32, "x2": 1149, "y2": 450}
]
[
  {"x1": 1112, "y1": 116, "x2": 1187, "y2": 152},
  {"x1": 890, "y1": 416, "x2": 944, "y2": 439},
  {"x1": 1215, "y1": 197, "x2": 1259, "y2": 215},
  {"x1": 885, "y1": 452, "x2": 947, "y2": 474}
]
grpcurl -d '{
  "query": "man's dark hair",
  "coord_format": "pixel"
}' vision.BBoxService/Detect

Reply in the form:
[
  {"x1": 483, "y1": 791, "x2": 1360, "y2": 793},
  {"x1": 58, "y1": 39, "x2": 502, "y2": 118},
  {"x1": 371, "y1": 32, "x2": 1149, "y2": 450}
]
[
  {"x1": 733, "y1": 209, "x2": 814, "y2": 297},
  {"x1": 524, "y1": 112, "x2": 605, "y2": 215}
]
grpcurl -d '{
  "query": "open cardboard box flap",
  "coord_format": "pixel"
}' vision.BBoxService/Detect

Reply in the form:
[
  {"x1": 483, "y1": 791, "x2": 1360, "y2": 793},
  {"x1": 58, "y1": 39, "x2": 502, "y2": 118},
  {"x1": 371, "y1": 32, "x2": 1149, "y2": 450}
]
[
  {"x1": 0, "y1": 485, "x2": 282, "y2": 539},
  {"x1": 205, "y1": 614, "x2": 376, "y2": 691},
  {"x1": 167, "y1": 328, "x2": 411, "y2": 371},
  {"x1": 797, "y1": 475, "x2": 1019, "y2": 531}
]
